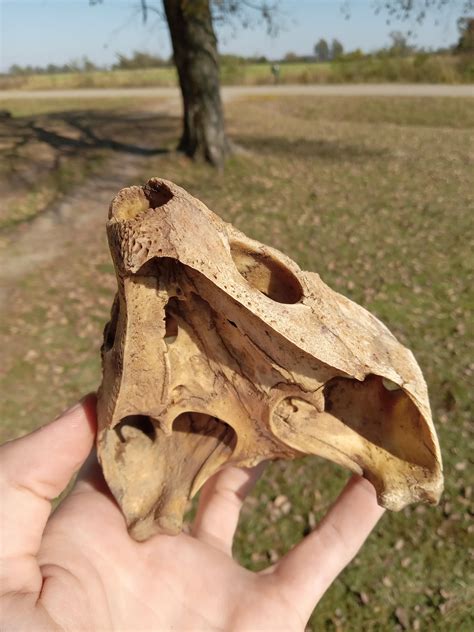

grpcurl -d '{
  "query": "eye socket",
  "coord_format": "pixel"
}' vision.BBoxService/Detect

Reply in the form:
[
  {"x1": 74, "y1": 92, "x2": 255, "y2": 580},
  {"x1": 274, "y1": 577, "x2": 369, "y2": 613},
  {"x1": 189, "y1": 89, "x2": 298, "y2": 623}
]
[{"x1": 230, "y1": 241, "x2": 303, "y2": 304}]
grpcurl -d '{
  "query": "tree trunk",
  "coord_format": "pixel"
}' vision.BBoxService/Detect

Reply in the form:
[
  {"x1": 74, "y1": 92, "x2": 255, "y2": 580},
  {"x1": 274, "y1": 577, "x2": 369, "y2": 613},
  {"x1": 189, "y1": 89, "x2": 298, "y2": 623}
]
[{"x1": 163, "y1": 0, "x2": 229, "y2": 168}]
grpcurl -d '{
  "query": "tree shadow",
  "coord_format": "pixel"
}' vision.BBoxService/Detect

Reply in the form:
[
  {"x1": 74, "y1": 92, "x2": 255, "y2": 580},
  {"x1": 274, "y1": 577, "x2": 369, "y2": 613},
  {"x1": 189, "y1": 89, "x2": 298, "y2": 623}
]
[
  {"x1": 29, "y1": 110, "x2": 175, "y2": 156},
  {"x1": 0, "y1": 107, "x2": 182, "y2": 228},
  {"x1": 0, "y1": 108, "x2": 180, "y2": 190}
]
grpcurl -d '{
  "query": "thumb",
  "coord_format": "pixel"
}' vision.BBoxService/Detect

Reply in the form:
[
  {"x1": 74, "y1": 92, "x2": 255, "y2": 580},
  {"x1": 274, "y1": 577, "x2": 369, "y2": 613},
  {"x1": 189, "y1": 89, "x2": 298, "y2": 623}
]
[{"x1": 0, "y1": 394, "x2": 96, "y2": 597}]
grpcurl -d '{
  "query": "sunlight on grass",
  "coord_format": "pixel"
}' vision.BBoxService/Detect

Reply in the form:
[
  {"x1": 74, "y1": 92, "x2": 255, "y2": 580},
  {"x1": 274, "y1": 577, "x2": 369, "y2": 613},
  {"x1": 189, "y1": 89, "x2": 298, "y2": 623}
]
[{"x1": 0, "y1": 94, "x2": 472, "y2": 630}]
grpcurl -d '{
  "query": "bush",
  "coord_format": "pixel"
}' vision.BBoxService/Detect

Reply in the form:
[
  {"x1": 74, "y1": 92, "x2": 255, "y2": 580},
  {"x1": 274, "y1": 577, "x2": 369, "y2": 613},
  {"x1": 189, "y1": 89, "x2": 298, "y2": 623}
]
[
  {"x1": 0, "y1": 74, "x2": 27, "y2": 89},
  {"x1": 219, "y1": 56, "x2": 246, "y2": 85},
  {"x1": 456, "y1": 54, "x2": 474, "y2": 82},
  {"x1": 331, "y1": 54, "x2": 470, "y2": 83},
  {"x1": 112, "y1": 51, "x2": 170, "y2": 70}
]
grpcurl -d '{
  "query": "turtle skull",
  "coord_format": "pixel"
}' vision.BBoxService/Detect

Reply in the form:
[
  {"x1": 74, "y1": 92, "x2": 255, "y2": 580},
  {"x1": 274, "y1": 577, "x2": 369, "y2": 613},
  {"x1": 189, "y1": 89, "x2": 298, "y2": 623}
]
[{"x1": 97, "y1": 178, "x2": 443, "y2": 541}]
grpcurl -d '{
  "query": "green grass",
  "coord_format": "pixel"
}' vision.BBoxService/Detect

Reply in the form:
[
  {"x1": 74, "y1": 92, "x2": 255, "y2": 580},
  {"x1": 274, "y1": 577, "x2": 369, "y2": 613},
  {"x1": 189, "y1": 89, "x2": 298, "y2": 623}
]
[{"x1": 0, "y1": 95, "x2": 473, "y2": 630}]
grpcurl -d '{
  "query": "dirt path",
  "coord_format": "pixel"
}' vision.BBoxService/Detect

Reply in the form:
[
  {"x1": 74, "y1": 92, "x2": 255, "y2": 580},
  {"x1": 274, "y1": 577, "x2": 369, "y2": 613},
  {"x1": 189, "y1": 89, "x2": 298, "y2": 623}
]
[
  {"x1": 0, "y1": 152, "x2": 152, "y2": 308},
  {"x1": 1, "y1": 84, "x2": 473, "y2": 101},
  {"x1": 0, "y1": 100, "x2": 179, "y2": 309}
]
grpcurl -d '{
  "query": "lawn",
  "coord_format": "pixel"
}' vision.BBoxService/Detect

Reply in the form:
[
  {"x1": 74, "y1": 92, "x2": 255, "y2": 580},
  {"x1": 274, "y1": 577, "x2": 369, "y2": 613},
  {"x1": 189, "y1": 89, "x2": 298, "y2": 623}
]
[{"x1": 0, "y1": 94, "x2": 472, "y2": 630}]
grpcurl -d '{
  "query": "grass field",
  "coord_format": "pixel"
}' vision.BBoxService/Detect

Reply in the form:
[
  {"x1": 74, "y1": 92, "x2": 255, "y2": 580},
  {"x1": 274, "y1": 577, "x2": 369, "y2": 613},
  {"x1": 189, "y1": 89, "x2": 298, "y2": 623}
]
[
  {"x1": 0, "y1": 94, "x2": 473, "y2": 630},
  {"x1": 1, "y1": 54, "x2": 472, "y2": 91}
]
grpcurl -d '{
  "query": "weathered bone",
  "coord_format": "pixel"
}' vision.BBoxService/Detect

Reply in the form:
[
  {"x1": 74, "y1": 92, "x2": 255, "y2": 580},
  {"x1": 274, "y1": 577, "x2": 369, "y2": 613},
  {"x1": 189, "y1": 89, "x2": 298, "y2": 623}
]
[{"x1": 97, "y1": 178, "x2": 443, "y2": 541}]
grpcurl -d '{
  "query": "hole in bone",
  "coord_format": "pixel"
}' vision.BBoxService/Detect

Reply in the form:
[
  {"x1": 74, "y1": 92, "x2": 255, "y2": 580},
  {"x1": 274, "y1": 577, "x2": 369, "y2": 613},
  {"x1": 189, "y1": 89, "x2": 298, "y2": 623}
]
[
  {"x1": 229, "y1": 241, "x2": 303, "y2": 304},
  {"x1": 382, "y1": 377, "x2": 401, "y2": 392},
  {"x1": 173, "y1": 412, "x2": 236, "y2": 450},
  {"x1": 323, "y1": 374, "x2": 436, "y2": 469},
  {"x1": 164, "y1": 298, "x2": 179, "y2": 344},
  {"x1": 172, "y1": 412, "x2": 237, "y2": 492},
  {"x1": 102, "y1": 294, "x2": 119, "y2": 353},
  {"x1": 143, "y1": 181, "x2": 173, "y2": 209},
  {"x1": 115, "y1": 415, "x2": 156, "y2": 443}
]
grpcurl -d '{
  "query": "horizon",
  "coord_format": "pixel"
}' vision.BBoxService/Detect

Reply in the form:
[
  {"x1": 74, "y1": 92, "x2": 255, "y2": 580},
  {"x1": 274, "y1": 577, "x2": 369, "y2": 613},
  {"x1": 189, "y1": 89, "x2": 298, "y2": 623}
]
[{"x1": 0, "y1": 0, "x2": 469, "y2": 73}]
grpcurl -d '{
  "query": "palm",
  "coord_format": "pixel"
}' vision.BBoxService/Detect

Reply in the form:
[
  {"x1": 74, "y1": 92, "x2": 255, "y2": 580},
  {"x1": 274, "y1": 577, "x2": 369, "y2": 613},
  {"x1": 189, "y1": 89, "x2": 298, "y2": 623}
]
[
  {"x1": 0, "y1": 397, "x2": 384, "y2": 631},
  {"x1": 40, "y1": 465, "x2": 304, "y2": 631}
]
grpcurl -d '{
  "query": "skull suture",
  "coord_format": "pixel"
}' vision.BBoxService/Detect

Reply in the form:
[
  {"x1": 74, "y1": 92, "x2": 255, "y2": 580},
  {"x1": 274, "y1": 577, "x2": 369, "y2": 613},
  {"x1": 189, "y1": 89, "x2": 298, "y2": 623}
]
[{"x1": 97, "y1": 178, "x2": 443, "y2": 541}]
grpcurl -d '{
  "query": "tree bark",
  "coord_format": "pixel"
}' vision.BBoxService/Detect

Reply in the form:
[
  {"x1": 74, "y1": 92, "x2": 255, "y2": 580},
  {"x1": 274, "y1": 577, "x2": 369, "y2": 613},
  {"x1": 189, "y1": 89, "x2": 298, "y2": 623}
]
[{"x1": 163, "y1": 0, "x2": 229, "y2": 168}]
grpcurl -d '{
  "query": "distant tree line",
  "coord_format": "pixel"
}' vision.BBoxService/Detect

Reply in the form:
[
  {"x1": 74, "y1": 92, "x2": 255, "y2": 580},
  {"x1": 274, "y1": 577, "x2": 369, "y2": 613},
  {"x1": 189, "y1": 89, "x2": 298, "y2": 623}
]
[
  {"x1": 112, "y1": 51, "x2": 171, "y2": 70},
  {"x1": 8, "y1": 56, "x2": 102, "y2": 75},
  {"x1": 299, "y1": 21, "x2": 473, "y2": 65},
  {"x1": 7, "y1": 17, "x2": 473, "y2": 76},
  {"x1": 7, "y1": 51, "x2": 172, "y2": 75},
  {"x1": 7, "y1": 50, "x2": 271, "y2": 76}
]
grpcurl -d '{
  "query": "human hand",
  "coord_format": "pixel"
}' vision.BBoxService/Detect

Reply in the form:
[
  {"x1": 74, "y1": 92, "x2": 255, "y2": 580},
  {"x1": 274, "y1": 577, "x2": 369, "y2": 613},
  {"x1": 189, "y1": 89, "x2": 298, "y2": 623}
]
[{"x1": 0, "y1": 396, "x2": 384, "y2": 631}]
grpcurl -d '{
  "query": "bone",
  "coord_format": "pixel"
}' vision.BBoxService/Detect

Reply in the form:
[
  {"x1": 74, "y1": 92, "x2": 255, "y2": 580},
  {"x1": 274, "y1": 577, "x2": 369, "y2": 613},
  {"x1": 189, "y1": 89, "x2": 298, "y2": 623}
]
[{"x1": 97, "y1": 178, "x2": 443, "y2": 541}]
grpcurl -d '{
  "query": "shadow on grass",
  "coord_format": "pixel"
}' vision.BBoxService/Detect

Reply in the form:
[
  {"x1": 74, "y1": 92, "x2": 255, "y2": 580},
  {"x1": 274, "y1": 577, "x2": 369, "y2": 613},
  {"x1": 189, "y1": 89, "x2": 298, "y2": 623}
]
[
  {"x1": 0, "y1": 108, "x2": 180, "y2": 185},
  {"x1": 237, "y1": 135, "x2": 387, "y2": 161},
  {"x1": 29, "y1": 115, "x2": 169, "y2": 157},
  {"x1": 1, "y1": 109, "x2": 178, "y2": 165},
  {"x1": 0, "y1": 108, "x2": 180, "y2": 228}
]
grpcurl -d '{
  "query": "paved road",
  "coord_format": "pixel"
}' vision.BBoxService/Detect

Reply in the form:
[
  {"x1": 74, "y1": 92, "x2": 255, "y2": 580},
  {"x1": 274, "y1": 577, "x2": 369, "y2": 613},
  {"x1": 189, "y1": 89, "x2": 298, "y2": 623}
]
[{"x1": 1, "y1": 83, "x2": 473, "y2": 100}]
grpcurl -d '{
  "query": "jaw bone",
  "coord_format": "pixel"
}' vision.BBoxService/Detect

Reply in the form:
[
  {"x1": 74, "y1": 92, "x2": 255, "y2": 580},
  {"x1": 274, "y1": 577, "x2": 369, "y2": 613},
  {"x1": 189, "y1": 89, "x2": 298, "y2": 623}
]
[{"x1": 97, "y1": 178, "x2": 443, "y2": 541}]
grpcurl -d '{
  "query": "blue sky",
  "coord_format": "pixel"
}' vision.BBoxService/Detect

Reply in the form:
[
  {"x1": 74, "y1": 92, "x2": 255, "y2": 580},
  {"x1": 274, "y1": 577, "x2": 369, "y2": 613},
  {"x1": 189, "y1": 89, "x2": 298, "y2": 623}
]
[{"x1": 0, "y1": 0, "x2": 468, "y2": 72}]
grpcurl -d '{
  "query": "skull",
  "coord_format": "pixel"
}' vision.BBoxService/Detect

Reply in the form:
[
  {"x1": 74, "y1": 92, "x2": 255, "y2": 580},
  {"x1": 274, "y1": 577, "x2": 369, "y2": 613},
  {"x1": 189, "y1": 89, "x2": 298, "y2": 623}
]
[{"x1": 97, "y1": 178, "x2": 443, "y2": 541}]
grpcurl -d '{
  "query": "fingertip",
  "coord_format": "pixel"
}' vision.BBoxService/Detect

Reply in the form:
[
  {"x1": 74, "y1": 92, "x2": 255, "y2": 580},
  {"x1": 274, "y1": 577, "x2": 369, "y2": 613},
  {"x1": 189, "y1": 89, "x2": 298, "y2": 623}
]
[
  {"x1": 51, "y1": 392, "x2": 97, "y2": 439},
  {"x1": 0, "y1": 394, "x2": 98, "y2": 488},
  {"x1": 344, "y1": 474, "x2": 386, "y2": 518},
  {"x1": 65, "y1": 392, "x2": 97, "y2": 434}
]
